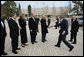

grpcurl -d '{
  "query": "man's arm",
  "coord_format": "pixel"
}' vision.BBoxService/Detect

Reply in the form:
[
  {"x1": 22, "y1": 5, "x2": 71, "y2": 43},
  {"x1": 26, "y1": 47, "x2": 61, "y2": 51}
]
[
  {"x1": 76, "y1": 21, "x2": 79, "y2": 32},
  {"x1": 54, "y1": 21, "x2": 62, "y2": 27}
]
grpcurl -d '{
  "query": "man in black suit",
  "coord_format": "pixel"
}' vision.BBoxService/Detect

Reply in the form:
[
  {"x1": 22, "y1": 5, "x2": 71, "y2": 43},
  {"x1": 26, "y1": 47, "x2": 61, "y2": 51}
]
[
  {"x1": 47, "y1": 17, "x2": 51, "y2": 27},
  {"x1": 1, "y1": 18, "x2": 8, "y2": 55},
  {"x1": 41, "y1": 15, "x2": 48, "y2": 43},
  {"x1": 55, "y1": 16, "x2": 59, "y2": 29},
  {"x1": 8, "y1": 13, "x2": 21, "y2": 54},
  {"x1": 69, "y1": 16, "x2": 79, "y2": 44},
  {"x1": 35, "y1": 16, "x2": 40, "y2": 32},
  {"x1": 29, "y1": 13, "x2": 37, "y2": 44},
  {"x1": 50, "y1": 16, "x2": 74, "y2": 52}
]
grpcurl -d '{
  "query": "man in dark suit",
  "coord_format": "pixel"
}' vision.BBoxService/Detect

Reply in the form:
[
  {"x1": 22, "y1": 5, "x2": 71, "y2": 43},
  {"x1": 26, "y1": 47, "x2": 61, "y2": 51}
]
[
  {"x1": 50, "y1": 16, "x2": 74, "y2": 52},
  {"x1": 41, "y1": 15, "x2": 48, "y2": 43},
  {"x1": 8, "y1": 13, "x2": 21, "y2": 54},
  {"x1": 35, "y1": 16, "x2": 40, "y2": 32},
  {"x1": 55, "y1": 16, "x2": 74, "y2": 52},
  {"x1": 29, "y1": 13, "x2": 37, "y2": 44},
  {"x1": 55, "y1": 16, "x2": 59, "y2": 29},
  {"x1": 47, "y1": 17, "x2": 51, "y2": 27},
  {"x1": 69, "y1": 17, "x2": 79, "y2": 44},
  {"x1": 1, "y1": 18, "x2": 8, "y2": 55}
]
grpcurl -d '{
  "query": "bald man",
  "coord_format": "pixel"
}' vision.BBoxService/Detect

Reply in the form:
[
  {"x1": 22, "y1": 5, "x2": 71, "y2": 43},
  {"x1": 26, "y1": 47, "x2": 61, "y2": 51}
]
[
  {"x1": 69, "y1": 16, "x2": 79, "y2": 44},
  {"x1": 29, "y1": 13, "x2": 38, "y2": 44}
]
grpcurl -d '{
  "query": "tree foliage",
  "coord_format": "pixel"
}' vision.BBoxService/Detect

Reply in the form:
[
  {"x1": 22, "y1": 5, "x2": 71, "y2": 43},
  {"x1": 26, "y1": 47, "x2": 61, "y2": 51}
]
[
  {"x1": 72, "y1": 1, "x2": 83, "y2": 15},
  {"x1": 16, "y1": 3, "x2": 21, "y2": 16},
  {"x1": 28, "y1": 5, "x2": 32, "y2": 17},
  {"x1": 1, "y1": 1, "x2": 17, "y2": 18}
]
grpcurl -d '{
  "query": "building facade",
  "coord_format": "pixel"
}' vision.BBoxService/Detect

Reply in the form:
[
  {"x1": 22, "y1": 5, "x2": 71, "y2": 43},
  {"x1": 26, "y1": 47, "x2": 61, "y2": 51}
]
[{"x1": 21, "y1": 7, "x2": 69, "y2": 17}]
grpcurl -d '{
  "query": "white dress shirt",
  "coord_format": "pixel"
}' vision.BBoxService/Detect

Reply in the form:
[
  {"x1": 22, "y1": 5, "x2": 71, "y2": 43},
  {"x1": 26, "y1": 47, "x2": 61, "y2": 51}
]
[
  {"x1": 11, "y1": 17, "x2": 15, "y2": 21},
  {"x1": 32, "y1": 17, "x2": 35, "y2": 22}
]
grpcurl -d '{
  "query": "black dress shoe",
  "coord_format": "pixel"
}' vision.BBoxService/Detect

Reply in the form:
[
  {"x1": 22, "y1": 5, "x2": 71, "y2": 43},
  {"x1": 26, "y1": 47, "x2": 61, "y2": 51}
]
[
  {"x1": 16, "y1": 48, "x2": 21, "y2": 50},
  {"x1": 69, "y1": 46, "x2": 74, "y2": 52},
  {"x1": 34, "y1": 41, "x2": 38, "y2": 43},
  {"x1": 72, "y1": 42, "x2": 76, "y2": 44},
  {"x1": 55, "y1": 45, "x2": 60, "y2": 48},
  {"x1": 1, "y1": 53, "x2": 8, "y2": 55},
  {"x1": 42, "y1": 41, "x2": 45, "y2": 43},
  {"x1": 12, "y1": 50, "x2": 18, "y2": 54},
  {"x1": 32, "y1": 42, "x2": 34, "y2": 44}
]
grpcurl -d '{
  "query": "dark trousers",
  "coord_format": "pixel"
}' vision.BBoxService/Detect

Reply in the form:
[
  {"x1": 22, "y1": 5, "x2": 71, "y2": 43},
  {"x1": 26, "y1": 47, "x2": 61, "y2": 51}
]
[
  {"x1": 57, "y1": 34, "x2": 73, "y2": 49},
  {"x1": 42, "y1": 33, "x2": 46, "y2": 42},
  {"x1": 55, "y1": 26, "x2": 59, "y2": 29},
  {"x1": 20, "y1": 29, "x2": 28, "y2": 44},
  {"x1": 34, "y1": 35, "x2": 36, "y2": 42},
  {"x1": 30, "y1": 32, "x2": 36, "y2": 43},
  {"x1": 70, "y1": 32, "x2": 77, "y2": 43},
  {"x1": 55, "y1": 23, "x2": 59, "y2": 29},
  {"x1": 1, "y1": 36, "x2": 5, "y2": 54},
  {"x1": 37, "y1": 24, "x2": 39, "y2": 32},
  {"x1": 11, "y1": 36, "x2": 18, "y2": 51}
]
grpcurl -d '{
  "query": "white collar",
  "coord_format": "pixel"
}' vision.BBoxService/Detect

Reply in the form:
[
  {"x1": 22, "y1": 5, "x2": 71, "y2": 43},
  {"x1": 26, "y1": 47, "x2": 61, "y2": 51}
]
[
  {"x1": 32, "y1": 17, "x2": 35, "y2": 21},
  {"x1": 32, "y1": 17, "x2": 34, "y2": 19},
  {"x1": 11, "y1": 17, "x2": 15, "y2": 21},
  {"x1": 60, "y1": 18, "x2": 63, "y2": 21}
]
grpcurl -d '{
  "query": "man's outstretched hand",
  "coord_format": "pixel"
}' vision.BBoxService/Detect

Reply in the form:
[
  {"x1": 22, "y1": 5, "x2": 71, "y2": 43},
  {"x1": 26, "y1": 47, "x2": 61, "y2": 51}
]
[{"x1": 48, "y1": 25, "x2": 54, "y2": 29}]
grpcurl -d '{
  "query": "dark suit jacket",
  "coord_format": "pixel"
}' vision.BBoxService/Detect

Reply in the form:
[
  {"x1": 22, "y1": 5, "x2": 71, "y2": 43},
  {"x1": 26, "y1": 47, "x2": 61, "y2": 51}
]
[
  {"x1": 18, "y1": 18, "x2": 26, "y2": 28},
  {"x1": 35, "y1": 18, "x2": 39, "y2": 24},
  {"x1": 56, "y1": 18, "x2": 59, "y2": 24},
  {"x1": 55, "y1": 19, "x2": 68, "y2": 35},
  {"x1": 35, "y1": 18, "x2": 40, "y2": 28},
  {"x1": 1, "y1": 20, "x2": 7, "y2": 38},
  {"x1": 41, "y1": 19, "x2": 48, "y2": 34},
  {"x1": 8, "y1": 18, "x2": 19, "y2": 38},
  {"x1": 71, "y1": 19, "x2": 79, "y2": 33},
  {"x1": 29, "y1": 17, "x2": 37, "y2": 35},
  {"x1": 48, "y1": 18, "x2": 51, "y2": 26}
]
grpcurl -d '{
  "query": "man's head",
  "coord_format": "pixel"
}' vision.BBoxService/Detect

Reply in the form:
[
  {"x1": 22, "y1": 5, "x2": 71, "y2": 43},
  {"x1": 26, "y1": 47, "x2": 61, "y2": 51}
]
[
  {"x1": 72, "y1": 16, "x2": 76, "y2": 20},
  {"x1": 47, "y1": 15, "x2": 50, "y2": 19},
  {"x1": 11, "y1": 13, "x2": 17, "y2": 20},
  {"x1": 60, "y1": 15, "x2": 64, "y2": 20},
  {"x1": 32, "y1": 13, "x2": 36, "y2": 18}
]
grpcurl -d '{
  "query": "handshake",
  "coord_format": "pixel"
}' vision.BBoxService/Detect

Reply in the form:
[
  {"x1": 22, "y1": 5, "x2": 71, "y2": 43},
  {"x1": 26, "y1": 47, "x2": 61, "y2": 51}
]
[{"x1": 48, "y1": 25, "x2": 54, "y2": 29}]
